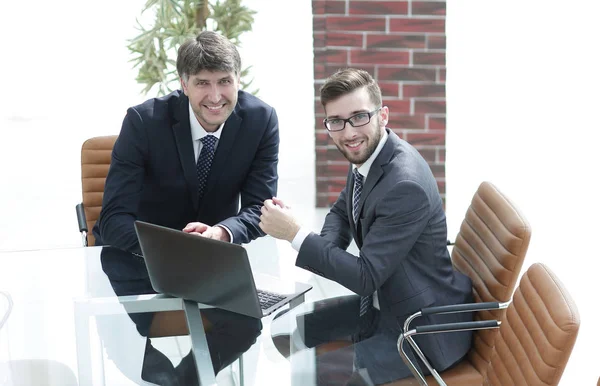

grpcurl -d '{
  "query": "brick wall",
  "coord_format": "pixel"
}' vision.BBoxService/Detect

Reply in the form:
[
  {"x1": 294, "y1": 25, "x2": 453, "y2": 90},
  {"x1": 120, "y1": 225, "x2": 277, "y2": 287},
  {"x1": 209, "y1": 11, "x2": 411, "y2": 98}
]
[{"x1": 313, "y1": 0, "x2": 447, "y2": 207}]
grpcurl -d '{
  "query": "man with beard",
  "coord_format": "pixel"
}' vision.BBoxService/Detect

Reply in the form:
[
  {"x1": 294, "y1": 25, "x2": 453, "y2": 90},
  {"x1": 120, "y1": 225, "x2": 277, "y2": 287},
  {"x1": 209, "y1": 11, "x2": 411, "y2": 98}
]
[
  {"x1": 94, "y1": 31, "x2": 279, "y2": 385},
  {"x1": 259, "y1": 68, "x2": 472, "y2": 385}
]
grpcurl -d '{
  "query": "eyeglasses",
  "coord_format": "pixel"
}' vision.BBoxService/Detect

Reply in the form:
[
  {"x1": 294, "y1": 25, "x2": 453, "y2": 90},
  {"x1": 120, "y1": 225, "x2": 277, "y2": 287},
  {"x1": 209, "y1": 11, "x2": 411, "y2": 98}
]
[{"x1": 323, "y1": 107, "x2": 382, "y2": 132}]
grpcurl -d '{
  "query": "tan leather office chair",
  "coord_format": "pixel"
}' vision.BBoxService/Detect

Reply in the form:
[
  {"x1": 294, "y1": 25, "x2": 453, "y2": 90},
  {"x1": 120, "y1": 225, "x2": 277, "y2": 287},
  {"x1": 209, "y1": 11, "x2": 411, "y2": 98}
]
[
  {"x1": 75, "y1": 135, "x2": 191, "y2": 336},
  {"x1": 389, "y1": 181, "x2": 532, "y2": 386},
  {"x1": 398, "y1": 263, "x2": 580, "y2": 386},
  {"x1": 76, "y1": 135, "x2": 118, "y2": 247}
]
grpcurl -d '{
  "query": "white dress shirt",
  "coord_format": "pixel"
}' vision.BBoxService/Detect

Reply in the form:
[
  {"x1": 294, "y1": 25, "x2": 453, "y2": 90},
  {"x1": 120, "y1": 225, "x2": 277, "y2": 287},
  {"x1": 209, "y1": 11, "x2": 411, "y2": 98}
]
[
  {"x1": 188, "y1": 102, "x2": 233, "y2": 242},
  {"x1": 292, "y1": 130, "x2": 389, "y2": 309}
]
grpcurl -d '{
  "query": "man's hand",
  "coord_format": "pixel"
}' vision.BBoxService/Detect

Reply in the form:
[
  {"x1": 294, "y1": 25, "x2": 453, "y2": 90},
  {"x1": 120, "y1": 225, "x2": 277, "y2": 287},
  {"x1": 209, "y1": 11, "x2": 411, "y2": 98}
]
[
  {"x1": 259, "y1": 198, "x2": 301, "y2": 242},
  {"x1": 183, "y1": 222, "x2": 231, "y2": 242}
]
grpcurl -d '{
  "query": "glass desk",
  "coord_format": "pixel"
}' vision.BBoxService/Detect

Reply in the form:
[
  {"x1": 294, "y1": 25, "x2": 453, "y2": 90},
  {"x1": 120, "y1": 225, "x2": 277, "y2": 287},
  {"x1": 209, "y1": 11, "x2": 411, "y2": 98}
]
[{"x1": 0, "y1": 237, "x2": 352, "y2": 386}]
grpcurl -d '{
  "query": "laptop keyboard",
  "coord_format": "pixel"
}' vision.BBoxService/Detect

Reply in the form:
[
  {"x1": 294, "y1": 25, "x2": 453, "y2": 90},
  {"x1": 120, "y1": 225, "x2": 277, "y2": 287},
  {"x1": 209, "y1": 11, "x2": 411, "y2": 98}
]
[{"x1": 257, "y1": 289, "x2": 287, "y2": 310}]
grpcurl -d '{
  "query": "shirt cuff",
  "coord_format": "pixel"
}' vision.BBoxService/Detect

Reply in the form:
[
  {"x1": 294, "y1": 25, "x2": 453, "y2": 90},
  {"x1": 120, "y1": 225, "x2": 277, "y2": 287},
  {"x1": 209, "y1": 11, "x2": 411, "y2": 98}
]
[
  {"x1": 291, "y1": 227, "x2": 313, "y2": 251},
  {"x1": 216, "y1": 225, "x2": 233, "y2": 243}
]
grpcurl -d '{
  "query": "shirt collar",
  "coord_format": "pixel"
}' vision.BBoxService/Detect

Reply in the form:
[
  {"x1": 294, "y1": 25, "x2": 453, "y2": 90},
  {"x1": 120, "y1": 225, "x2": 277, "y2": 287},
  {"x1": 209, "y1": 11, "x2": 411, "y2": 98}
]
[
  {"x1": 189, "y1": 102, "x2": 225, "y2": 141},
  {"x1": 353, "y1": 129, "x2": 389, "y2": 179}
]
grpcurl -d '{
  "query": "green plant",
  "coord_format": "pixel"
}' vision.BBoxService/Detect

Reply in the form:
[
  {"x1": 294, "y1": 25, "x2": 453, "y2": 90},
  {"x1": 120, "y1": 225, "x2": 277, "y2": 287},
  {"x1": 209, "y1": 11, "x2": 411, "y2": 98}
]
[{"x1": 128, "y1": 0, "x2": 257, "y2": 96}]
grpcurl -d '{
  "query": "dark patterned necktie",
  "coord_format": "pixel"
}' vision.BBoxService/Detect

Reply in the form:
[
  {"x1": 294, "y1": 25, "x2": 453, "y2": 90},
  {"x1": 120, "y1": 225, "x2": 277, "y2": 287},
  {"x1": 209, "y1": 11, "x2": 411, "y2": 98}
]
[
  {"x1": 197, "y1": 135, "x2": 217, "y2": 199},
  {"x1": 353, "y1": 168, "x2": 372, "y2": 316}
]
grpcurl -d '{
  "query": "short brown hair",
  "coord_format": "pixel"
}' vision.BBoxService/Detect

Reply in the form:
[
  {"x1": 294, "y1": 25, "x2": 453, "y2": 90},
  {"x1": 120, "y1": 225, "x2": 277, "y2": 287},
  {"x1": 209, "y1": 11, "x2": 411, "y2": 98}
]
[
  {"x1": 320, "y1": 68, "x2": 382, "y2": 108},
  {"x1": 177, "y1": 31, "x2": 241, "y2": 81}
]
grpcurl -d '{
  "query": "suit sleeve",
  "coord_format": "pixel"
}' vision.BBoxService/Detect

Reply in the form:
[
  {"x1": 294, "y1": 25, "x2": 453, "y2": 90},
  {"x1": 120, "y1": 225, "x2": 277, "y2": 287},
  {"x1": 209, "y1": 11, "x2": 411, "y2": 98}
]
[
  {"x1": 296, "y1": 180, "x2": 430, "y2": 296},
  {"x1": 219, "y1": 107, "x2": 279, "y2": 244},
  {"x1": 94, "y1": 108, "x2": 147, "y2": 254},
  {"x1": 319, "y1": 186, "x2": 353, "y2": 249}
]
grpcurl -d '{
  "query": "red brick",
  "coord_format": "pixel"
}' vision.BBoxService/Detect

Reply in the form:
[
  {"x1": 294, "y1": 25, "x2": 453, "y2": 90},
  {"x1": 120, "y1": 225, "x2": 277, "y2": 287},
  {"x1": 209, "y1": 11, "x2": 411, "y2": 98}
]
[
  {"x1": 387, "y1": 114, "x2": 425, "y2": 130},
  {"x1": 403, "y1": 84, "x2": 445, "y2": 98},
  {"x1": 315, "y1": 131, "x2": 332, "y2": 146},
  {"x1": 413, "y1": 52, "x2": 446, "y2": 66},
  {"x1": 437, "y1": 148, "x2": 445, "y2": 163},
  {"x1": 314, "y1": 32, "x2": 325, "y2": 48},
  {"x1": 427, "y1": 35, "x2": 446, "y2": 50},
  {"x1": 428, "y1": 116, "x2": 446, "y2": 130},
  {"x1": 415, "y1": 148, "x2": 436, "y2": 163},
  {"x1": 316, "y1": 178, "x2": 347, "y2": 193},
  {"x1": 313, "y1": 0, "x2": 346, "y2": 15},
  {"x1": 315, "y1": 64, "x2": 364, "y2": 80},
  {"x1": 316, "y1": 194, "x2": 331, "y2": 207},
  {"x1": 382, "y1": 99, "x2": 411, "y2": 114},
  {"x1": 316, "y1": 147, "x2": 348, "y2": 162},
  {"x1": 379, "y1": 82, "x2": 400, "y2": 97},
  {"x1": 389, "y1": 18, "x2": 445, "y2": 33},
  {"x1": 378, "y1": 67, "x2": 437, "y2": 82},
  {"x1": 405, "y1": 132, "x2": 445, "y2": 146},
  {"x1": 415, "y1": 100, "x2": 446, "y2": 114},
  {"x1": 389, "y1": 128, "x2": 405, "y2": 139},
  {"x1": 349, "y1": 1, "x2": 408, "y2": 15},
  {"x1": 366, "y1": 34, "x2": 426, "y2": 49},
  {"x1": 412, "y1": 1, "x2": 446, "y2": 16},
  {"x1": 351, "y1": 50, "x2": 409, "y2": 65},
  {"x1": 429, "y1": 164, "x2": 445, "y2": 179},
  {"x1": 326, "y1": 32, "x2": 364, "y2": 47},
  {"x1": 317, "y1": 163, "x2": 351, "y2": 177},
  {"x1": 438, "y1": 68, "x2": 446, "y2": 82},
  {"x1": 314, "y1": 48, "x2": 348, "y2": 64},
  {"x1": 314, "y1": 16, "x2": 326, "y2": 31},
  {"x1": 326, "y1": 16, "x2": 386, "y2": 32}
]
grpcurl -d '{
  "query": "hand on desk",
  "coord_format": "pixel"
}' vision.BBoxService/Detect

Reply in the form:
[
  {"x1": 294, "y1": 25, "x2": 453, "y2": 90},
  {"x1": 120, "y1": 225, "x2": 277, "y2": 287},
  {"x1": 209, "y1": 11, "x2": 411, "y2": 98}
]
[
  {"x1": 183, "y1": 222, "x2": 230, "y2": 242},
  {"x1": 259, "y1": 197, "x2": 301, "y2": 242}
]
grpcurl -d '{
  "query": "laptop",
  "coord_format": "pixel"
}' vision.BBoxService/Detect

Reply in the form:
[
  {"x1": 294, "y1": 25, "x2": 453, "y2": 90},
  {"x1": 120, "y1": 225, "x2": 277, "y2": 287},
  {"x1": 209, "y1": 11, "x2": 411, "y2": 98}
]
[{"x1": 134, "y1": 220, "x2": 312, "y2": 319}]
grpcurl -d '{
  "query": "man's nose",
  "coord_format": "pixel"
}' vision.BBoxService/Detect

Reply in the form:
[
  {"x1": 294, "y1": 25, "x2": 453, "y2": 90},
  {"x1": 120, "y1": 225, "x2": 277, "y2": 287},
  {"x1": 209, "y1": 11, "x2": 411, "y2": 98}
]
[{"x1": 207, "y1": 85, "x2": 221, "y2": 103}]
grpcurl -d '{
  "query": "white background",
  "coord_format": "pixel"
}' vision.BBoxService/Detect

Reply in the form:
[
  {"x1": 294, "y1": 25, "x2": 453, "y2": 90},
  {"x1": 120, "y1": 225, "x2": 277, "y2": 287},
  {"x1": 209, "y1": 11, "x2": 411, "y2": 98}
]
[{"x1": 0, "y1": 0, "x2": 598, "y2": 384}]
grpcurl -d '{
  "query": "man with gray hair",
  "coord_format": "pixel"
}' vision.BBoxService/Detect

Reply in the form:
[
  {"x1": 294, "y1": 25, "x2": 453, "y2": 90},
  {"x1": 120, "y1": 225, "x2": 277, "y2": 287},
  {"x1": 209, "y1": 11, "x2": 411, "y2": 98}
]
[{"x1": 94, "y1": 30, "x2": 279, "y2": 385}]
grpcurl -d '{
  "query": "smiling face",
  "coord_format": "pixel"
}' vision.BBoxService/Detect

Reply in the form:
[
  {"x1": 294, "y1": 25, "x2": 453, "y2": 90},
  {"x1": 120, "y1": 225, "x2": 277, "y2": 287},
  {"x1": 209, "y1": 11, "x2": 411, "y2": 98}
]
[
  {"x1": 325, "y1": 87, "x2": 388, "y2": 166},
  {"x1": 181, "y1": 70, "x2": 239, "y2": 132}
]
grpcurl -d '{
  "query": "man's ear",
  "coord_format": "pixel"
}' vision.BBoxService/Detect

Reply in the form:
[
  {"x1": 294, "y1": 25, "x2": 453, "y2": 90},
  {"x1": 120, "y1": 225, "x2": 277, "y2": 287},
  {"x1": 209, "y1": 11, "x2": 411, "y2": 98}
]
[
  {"x1": 180, "y1": 77, "x2": 188, "y2": 95},
  {"x1": 380, "y1": 106, "x2": 389, "y2": 127}
]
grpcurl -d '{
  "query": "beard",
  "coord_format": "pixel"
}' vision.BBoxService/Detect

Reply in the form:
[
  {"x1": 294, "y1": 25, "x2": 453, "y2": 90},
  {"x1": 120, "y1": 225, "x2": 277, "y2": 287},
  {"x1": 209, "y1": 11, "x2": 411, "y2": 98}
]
[{"x1": 334, "y1": 120, "x2": 383, "y2": 165}]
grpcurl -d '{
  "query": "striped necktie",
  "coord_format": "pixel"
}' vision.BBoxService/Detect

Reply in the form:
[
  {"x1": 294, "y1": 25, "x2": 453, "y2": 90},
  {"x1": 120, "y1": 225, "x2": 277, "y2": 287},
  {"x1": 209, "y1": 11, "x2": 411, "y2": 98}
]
[{"x1": 353, "y1": 169, "x2": 373, "y2": 317}]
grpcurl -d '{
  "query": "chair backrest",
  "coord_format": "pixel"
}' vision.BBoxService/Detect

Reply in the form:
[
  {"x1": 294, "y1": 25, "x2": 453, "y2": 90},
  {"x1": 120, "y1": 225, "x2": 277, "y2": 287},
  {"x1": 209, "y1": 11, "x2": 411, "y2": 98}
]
[
  {"x1": 81, "y1": 135, "x2": 117, "y2": 246},
  {"x1": 451, "y1": 181, "x2": 531, "y2": 376},
  {"x1": 484, "y1": 263, "x2": 580, "y2": 386}
]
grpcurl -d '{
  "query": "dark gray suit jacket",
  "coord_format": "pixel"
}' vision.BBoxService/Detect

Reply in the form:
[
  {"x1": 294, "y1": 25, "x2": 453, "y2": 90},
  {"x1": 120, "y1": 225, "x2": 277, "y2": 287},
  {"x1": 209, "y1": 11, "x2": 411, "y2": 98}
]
[{"x1": 297, "y1": 129, "x2": 472, "y2": 371}]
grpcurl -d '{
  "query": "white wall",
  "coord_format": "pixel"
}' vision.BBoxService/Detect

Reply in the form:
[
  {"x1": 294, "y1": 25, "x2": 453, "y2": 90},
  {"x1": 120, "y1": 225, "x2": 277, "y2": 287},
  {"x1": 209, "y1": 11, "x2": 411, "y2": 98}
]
[
  {"x1": 447, "y1": 2, "x2": 600, "y2": 384},
  {"x1": 0, "y1": 0, "x2": 315, "y2": 251}
]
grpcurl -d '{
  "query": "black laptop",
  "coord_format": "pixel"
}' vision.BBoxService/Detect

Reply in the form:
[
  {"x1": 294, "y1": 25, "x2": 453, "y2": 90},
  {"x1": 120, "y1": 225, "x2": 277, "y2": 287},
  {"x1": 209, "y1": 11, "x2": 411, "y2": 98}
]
[{"x1": 134, "y1": 220, "x2": 312, "y2": 318}]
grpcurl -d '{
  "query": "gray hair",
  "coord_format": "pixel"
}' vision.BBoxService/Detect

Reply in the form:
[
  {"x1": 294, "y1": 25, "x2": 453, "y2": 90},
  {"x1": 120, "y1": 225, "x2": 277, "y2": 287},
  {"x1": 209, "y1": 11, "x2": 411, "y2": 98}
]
[{"x1": 177, "y1": 31, "x2": 241, "y2": 82}]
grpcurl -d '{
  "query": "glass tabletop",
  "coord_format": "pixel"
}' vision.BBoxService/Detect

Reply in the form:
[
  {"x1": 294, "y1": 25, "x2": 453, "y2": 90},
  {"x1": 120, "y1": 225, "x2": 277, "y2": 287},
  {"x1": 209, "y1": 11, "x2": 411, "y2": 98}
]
[{"x1": 0, "y1": 237, "x2": 353, "y2": 386}]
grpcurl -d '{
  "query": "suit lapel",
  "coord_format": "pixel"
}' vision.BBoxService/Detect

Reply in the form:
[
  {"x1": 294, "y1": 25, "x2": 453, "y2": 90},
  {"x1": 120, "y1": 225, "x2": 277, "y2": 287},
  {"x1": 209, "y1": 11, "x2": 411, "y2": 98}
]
[
  {"x1": 355, "y1": 129, "x2": 399, "y2": 234},
  {"x1": 198, "y1": 109, "x2": 242, "y2": 213},
  {"x1": 172, "y1": 96, "x2": 200, "y2": 212}
]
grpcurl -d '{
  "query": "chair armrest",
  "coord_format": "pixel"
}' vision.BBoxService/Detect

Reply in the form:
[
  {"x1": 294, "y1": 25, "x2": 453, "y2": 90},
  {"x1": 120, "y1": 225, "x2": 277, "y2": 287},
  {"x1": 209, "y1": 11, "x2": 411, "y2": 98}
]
[
  {"x1": 404, "y1": 301, "x2": 509, "y2": 333},
  {"x1": 398, "y1": 320, "x2": 502, "y2": 386},
  {"x1": 76, "y1": 203, "x2": 87, "y2": 232},
  {"x1": 421, "y1": 301, "x2": 506, "y2": 316},
  {"x1": 76, "y1": 203, "x2": 88, "y2": 247},
  {"x1": 414, "y1": 320, "x2": 500, "y2": 334}
]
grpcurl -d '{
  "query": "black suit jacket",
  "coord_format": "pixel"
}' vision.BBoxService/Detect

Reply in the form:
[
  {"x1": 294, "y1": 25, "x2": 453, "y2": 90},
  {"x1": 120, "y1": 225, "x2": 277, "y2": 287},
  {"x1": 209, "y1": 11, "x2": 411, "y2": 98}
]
[
  {"x1": 297, "y1": 130, "x2": 472, "y2": 371},
  {"x1": 93, "y1": 90, "x2": 279, "y2": 270}
]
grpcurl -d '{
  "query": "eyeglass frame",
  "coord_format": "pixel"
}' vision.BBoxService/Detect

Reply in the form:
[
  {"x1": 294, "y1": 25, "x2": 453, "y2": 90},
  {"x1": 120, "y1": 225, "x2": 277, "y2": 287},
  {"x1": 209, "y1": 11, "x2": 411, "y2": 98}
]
[{"x1": 322, "y1": 107, "x2": 383, "y2": 132}]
